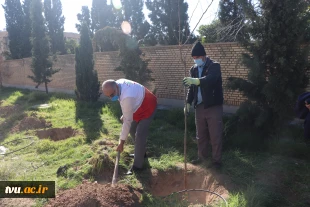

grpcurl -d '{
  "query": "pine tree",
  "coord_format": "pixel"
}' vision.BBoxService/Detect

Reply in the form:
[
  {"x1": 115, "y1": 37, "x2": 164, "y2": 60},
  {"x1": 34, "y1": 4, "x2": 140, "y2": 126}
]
[
  {"x1": 21, "y1": 0, "x2": 32, "y2": 58},
  {"x1": 93, "y1": 27, "x2": 152, "y2": 85},
  {"x1": 141, "y1": 26, "x2": 158, "y2": 46},
  {"x1": 91, "y1": 0, "x2": 108, "y2": 32},
  {"x1": 218, "y1": 0, "x2": 247, "y2": 42},
  {"x1": 75, "y1": 23, "x2": 100, "y2": 102},
  {"x1": 145, "y1": 0, "x2": 193, "y2": 45},
  {"x1": 198, "y1": 20, "x2": 222, "y2": 43},
  {"x1": 116, "y1": 34, "x2": 152, "y2": 85},
  {"x1": 91, "y1": 0, "x2": 118, "y2": 32},
  {"x1": 91, "y1": 0, "x2": 124, "y2": 51},
  {"x1": 219, "y1": 0, "x2": 244, "y2": 25},
  {"x1": 121, "y1": 0, "x2": 150, "y2": 41},
  {"x1": 227, "y1": 0, "x2": 310, "y2": 134},
  {"x1": 93, "y1": 26, "x2": 119, "y2": 52},
  {"x1": 3, "y1": 0, "x2": 24, "y2": 59},
  {"x1": 44, "y1": 0, "x2": 66, "y2": 54},
  {"x1": 116, "y1": 41, "x2": 152, "y2": 85},
  {"x1": 28, "y1": 0, "x2": 59, "y2": 94}
]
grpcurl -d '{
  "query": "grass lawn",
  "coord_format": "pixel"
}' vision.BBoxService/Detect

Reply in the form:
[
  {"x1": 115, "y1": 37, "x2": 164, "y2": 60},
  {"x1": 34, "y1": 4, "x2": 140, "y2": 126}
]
[{"x1": 0, "y1": 87, "x2": 309, "y2": 207}]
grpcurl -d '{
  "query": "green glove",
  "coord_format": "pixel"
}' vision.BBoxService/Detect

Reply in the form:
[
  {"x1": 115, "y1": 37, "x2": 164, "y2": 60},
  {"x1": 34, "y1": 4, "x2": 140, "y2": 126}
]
[
  {"x1": 184, "y1": 103, "x2": 191, "y2": 115},
  {"x1": 183, "y1": 77, "x2": 200, "y2": 87}
]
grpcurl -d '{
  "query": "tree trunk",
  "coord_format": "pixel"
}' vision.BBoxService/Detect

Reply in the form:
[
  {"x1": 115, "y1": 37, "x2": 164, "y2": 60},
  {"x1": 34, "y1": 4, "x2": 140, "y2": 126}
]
[{"x1": 45, "y1": 81, "x2": 48, "y2": 94}]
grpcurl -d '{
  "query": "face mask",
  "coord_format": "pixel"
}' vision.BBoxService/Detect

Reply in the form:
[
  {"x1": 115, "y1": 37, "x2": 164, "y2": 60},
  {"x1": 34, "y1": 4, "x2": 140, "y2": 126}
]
[
  {"x1": 111, "y1": 95, "x2": 119, "y2": 102},
  {"x1": 109, "y1": 84, "x2": 119, "y2": 102},
  {"x1": 194, "y1": 59, "x2": 204, "y2": 66}
]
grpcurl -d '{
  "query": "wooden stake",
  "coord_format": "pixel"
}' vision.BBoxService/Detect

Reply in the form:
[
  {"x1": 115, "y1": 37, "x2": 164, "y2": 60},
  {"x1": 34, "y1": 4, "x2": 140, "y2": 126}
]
[{"x1": 111, "y1": 151, "x2": 120, "y2": 187}]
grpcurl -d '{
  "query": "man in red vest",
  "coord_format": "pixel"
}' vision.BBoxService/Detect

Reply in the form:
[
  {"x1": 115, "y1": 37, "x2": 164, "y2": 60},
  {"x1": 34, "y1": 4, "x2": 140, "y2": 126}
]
[{"x1": 102, "y1": 79, "x2": 157, "y2": 175}]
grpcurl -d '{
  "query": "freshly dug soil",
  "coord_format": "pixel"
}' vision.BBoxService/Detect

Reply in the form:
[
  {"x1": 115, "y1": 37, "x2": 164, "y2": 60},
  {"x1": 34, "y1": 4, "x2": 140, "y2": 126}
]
[
  {"x1": 0, "y1": 198, "x2": 36, "y2": 207},
  {"x1": 46, "y1": 182, "x2": 142, "y2": 207},
  {"x1": 11, "y1": 116, "x2": 51, "y2": 132},
  {"x1": 36, "y1": 127, "x2": 76, "y2": 141},
  {"x1": 0, "y1": 105, "x2": 20, "y2": 117},
  {"x1": 149, "y1": 163, "x2": 231, "y2": 205}
]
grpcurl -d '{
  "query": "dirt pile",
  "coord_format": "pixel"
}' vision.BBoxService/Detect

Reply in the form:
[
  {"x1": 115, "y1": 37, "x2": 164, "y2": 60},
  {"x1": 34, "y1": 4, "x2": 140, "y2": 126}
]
[
  {"x1": 0, "y1": 105, "x2": 20, "y2": 117},
  {"x1": 0, "y1": 198, "x2": 36, "y2": 207},
  {"x1": 46, "y1": 182, "x2": 141, "y2": 207},
  {"x1": 149, "y1": 163, "x2": 231, "y2": 206},
  {"x1": 11, "y1": 116, "x2": 52, "y2": 132},
  {"x1": 36, "y1": 127, "x2": 76, "y2": 141}
]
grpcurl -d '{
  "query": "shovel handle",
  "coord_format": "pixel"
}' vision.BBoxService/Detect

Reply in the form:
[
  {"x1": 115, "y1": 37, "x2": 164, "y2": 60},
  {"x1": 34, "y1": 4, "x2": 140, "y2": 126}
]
[{"x1": 111, "y1": 151, "x2": 120, "y2": 187}]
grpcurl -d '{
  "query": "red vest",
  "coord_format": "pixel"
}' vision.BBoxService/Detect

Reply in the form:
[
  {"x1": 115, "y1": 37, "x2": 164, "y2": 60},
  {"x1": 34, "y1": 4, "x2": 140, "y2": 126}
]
[{"x1": 133, "y1": 88, "x2": 157, "y2": 122}]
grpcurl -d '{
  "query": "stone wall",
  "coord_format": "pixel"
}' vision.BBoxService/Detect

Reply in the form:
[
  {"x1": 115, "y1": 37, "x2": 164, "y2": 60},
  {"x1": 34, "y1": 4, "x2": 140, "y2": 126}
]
[{"x1": 2, "y1": 42, "x2": 253, "y2": 106}]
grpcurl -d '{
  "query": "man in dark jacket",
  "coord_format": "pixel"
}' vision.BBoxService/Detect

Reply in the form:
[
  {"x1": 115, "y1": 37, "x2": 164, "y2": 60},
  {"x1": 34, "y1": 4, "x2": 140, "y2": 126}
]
[{"x1": 183, "y1": 41, "x2": 224, "y2": 169}]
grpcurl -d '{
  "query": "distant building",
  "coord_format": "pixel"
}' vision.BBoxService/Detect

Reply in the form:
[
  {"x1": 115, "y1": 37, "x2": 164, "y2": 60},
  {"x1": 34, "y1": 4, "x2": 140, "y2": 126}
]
[
  {"x1": 64, "y1": 32, "x2": 80, "y2": 43},
  {"x1": 0, "y1": 31, "x2": 80, "y2": 57}
]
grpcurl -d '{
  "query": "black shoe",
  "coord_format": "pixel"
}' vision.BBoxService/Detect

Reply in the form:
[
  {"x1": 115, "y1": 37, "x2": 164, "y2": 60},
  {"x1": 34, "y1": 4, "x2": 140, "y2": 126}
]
[
  {"x1": 129, "y1": 153, "x2": 147, "y2": 158},
  {"x1": 125, "y1": 165, "x2": 142, "y2": 175},
  {"x1": 212, "y1": 162, "x2": 222, "y2": 170},
  {"x1": 191, "y1": 158, "x2": 202, "y2": 165}
]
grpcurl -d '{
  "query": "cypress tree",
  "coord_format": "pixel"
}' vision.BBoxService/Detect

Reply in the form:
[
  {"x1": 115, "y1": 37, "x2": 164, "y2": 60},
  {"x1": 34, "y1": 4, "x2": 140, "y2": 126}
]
[
  {"x1": 21, "y1": 0, "x2": 32, "y2": 58},
  {"x1": 44, "y1": 0, "x2": 66, "y2": 54},
  {"x1": 75, "y1": 23, "x2": 100, "y2": 102},
  {"x1": 93, "y1": 27, "x2": 152, "y2": 85},
  {"x1": 28, "y1": 0, "x2": 59, "y2": 94},
  {"x1": 76, "y1": 6, "x2": 92, "y2": 34},
  {"x1": 3, "y1": 0, "x2": 24, "y2": 59}
]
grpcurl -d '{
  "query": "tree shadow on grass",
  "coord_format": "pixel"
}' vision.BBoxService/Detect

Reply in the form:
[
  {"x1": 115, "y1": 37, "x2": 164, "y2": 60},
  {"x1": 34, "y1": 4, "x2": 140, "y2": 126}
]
[
  {"x1": 105, "y1": 101, "x2": 122, "y2": 119},
  {"x1": 131, "y1": 109, "x2": 270, "y2": 206},
  {"x1": 75, "y1": 101, "x2": 108, "y2": 143},
  {"x1": 0, "y1": 111, "x2": 27, "y2": 142},
  {"x1": 146, "y1": 109, "x2": 198, "y2": 161},
  {"x1": 1, "y1": 87, "x2": 31, "y2": 104},
  {"x1": 0, "y1": 87, "x2": 31, "y2": 141},
  {"x1": 0, "y1": 87, "x2": 72, "y2": 141}
]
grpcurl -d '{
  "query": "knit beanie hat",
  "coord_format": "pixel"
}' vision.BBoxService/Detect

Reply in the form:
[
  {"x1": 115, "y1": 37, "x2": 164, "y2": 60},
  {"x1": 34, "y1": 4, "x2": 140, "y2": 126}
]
[{"x1": 191, "y1": 42, "x2": 206, "y2": 57}]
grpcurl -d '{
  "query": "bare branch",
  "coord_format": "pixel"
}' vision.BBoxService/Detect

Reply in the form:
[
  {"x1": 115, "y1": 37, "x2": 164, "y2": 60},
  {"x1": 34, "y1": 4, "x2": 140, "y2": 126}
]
[
  {"x1": 196, "y1": 16, "x2": 245, "y2": 43},
  {"x1": 233, "y1": 21, "x2": 245, "y2": 41},
  {"x1": 188, "y1": 0, "x2": 200, "y2": 26},
  {"x1": 176, "y1": 0, "x2": 216, "y2": 69},
  {"x1": 183, "y1": 0, "x2": 214, "y2": 45},
  {"x1": 217, "y1": 17, "x2": 245, "y2": 42}
]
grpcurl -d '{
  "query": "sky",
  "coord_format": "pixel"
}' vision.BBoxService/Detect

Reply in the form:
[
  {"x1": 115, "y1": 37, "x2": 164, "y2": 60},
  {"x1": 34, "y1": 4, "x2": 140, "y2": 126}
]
[{"x1": 0, "y1": 0, "x2": 220, "y2": 34}]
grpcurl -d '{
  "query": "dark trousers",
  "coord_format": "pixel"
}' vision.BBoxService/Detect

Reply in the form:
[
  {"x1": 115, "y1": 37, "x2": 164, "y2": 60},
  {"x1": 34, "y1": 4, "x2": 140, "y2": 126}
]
[
  {"x1": 129, "y1": 109, "x2": 156, "y2": 168},
  {"x1": 195, "y1": 104, "x2": 223, "y2": 163}
]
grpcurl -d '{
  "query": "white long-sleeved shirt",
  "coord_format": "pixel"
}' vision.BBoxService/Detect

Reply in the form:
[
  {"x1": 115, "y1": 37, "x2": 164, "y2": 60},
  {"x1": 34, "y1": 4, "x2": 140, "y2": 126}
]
[{"x1": 116, "y1": 79, "x2": 145, "y2": 141}]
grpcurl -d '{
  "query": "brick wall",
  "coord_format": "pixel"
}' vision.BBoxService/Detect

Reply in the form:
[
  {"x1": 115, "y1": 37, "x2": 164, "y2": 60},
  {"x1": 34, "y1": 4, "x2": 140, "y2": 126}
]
[{"x1": 2, "y1": 42, "x2": 252, "y2": 106}]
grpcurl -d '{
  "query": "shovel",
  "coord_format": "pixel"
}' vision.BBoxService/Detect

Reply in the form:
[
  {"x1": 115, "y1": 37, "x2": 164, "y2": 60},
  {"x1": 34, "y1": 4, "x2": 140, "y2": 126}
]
[{"x1": 111, "y1": 150, "x2": 120, "y2": 187}]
